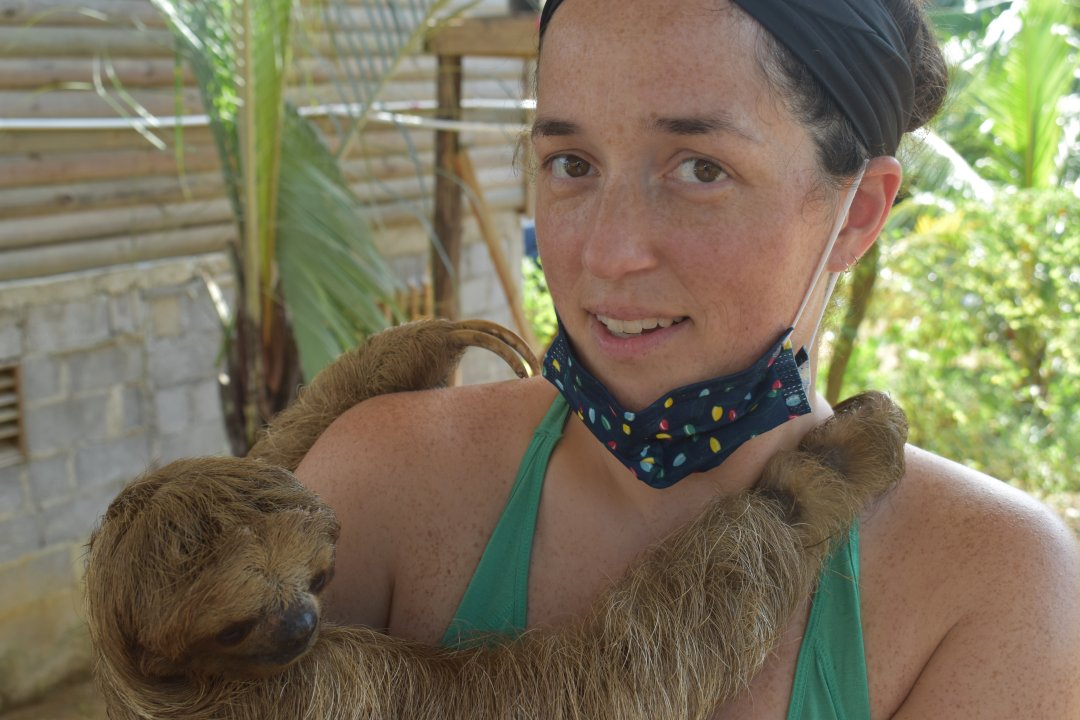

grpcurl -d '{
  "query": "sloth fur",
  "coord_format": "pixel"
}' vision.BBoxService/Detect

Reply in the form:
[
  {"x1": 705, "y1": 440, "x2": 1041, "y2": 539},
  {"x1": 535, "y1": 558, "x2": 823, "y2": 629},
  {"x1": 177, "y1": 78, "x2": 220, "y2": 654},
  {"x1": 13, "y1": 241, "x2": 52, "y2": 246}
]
[{"x1": 84, "y1": 319, "x2": 907, "y2": 720}]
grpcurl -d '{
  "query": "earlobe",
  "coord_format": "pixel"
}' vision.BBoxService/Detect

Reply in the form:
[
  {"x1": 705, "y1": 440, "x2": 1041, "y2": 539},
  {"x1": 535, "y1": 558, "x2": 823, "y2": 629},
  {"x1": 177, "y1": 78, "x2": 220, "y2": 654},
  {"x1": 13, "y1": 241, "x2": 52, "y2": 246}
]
[{"x1": 827, "y1": 156, "x2": 903, "y2": 272}]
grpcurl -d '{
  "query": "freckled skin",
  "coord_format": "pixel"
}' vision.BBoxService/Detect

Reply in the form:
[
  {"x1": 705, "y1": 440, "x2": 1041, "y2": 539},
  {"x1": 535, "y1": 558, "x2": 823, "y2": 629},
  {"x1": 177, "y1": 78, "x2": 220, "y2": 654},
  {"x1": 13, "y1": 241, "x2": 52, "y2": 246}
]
[
  {"x1": 534, "y1": 0, "x2": 832, "y2": 411},
  {"x1": 293, "y1": 1, "x2": 1080, "y2": 718}
]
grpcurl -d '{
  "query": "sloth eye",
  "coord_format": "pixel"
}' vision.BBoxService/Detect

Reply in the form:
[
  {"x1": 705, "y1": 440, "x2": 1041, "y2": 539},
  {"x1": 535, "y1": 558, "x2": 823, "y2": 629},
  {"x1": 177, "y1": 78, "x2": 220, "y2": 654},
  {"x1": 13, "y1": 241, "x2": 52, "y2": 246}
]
[
  {"x1": 215, "y1": 619, "x2": 256, "y2": 647},
  {"x1": 309, "y1": 570, "x2": 330, "y2": 594}
]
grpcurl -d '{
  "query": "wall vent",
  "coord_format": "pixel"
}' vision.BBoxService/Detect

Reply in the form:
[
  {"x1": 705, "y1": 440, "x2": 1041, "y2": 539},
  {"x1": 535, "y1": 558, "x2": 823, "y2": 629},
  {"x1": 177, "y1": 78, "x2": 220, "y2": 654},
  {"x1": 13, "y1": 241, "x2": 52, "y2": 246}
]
[{"x1": 0, "y1": 365, "x2": 25, "y2": 466}]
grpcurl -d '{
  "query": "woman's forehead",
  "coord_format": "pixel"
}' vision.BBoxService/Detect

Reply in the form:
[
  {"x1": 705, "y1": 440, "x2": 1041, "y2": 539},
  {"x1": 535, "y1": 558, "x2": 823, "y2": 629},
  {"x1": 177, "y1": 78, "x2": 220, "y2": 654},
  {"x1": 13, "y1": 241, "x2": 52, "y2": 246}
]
[
  {"x1": 535, "y1": 0, "x2": 790, "y2": 144},
  {"x1": 538, "y1": 0, "x2": 747, "y2": 74}
]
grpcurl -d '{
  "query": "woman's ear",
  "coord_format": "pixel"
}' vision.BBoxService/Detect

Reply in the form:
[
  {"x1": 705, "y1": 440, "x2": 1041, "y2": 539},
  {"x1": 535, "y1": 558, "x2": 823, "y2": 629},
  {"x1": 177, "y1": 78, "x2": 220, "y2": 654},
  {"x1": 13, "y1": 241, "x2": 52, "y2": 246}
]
[{"x1": 826, "y1": 156, "x2": 903, "y2": 272}]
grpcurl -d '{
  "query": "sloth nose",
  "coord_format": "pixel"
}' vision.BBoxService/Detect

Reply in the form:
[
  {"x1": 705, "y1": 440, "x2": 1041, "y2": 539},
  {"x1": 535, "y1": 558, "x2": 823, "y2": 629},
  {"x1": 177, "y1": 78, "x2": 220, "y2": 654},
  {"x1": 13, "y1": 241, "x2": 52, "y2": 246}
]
[{"x1": 276, "y1": 602, "x2": 317, "y2": 644}]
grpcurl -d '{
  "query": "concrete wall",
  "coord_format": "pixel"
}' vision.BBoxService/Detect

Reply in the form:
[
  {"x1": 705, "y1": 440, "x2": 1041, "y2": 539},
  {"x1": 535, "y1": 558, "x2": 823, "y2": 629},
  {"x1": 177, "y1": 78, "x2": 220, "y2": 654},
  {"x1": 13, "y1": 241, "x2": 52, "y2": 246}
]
[{"x1": 0, "y1": 254, "x2": 233, "y2": 707}]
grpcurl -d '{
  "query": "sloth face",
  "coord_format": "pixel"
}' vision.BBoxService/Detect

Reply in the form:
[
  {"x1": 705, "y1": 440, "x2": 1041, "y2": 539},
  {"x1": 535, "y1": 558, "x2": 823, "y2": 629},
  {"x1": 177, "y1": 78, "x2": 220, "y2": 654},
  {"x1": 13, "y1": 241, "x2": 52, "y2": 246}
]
[
  {"x1": 88, "y1": 457, "x2": 341, "y2": 681},
  {"x1": 171, "y1": 507, "x2": 338, "y2": 679}
]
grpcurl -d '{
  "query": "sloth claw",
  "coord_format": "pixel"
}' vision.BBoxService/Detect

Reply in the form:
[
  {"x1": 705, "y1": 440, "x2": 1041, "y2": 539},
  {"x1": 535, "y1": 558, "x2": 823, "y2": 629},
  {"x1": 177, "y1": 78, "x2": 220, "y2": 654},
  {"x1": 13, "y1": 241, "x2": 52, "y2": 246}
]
[{"x1": 448, "y1": 320, "x2": 540, "y2": 379}]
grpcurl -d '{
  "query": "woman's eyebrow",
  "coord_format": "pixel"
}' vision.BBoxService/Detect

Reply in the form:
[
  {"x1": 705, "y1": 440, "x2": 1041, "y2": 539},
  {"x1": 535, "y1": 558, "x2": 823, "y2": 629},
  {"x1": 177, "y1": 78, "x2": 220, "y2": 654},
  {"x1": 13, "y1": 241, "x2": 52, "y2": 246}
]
[
  {"x1": 530, "y1": 114, "x2": 761, "y2": 144},
  {"x1": 651, "y1": 115, "x2": 761, "y2": 144},
  {"x1": 531, "y1": 118, "x2": 582, "y2": 140}
]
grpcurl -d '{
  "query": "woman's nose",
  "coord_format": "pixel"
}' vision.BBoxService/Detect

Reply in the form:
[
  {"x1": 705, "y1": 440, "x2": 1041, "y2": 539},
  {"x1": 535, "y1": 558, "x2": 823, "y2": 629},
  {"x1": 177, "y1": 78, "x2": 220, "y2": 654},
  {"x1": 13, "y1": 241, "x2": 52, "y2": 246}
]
[{"x1": 581, "y1": 178, "x2": 660, "y2": 280}]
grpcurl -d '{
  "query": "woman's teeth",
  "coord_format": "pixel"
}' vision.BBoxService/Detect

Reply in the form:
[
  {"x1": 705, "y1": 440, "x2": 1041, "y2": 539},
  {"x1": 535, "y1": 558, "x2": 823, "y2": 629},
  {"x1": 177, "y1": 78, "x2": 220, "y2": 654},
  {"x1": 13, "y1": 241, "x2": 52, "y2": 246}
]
[{"x1": 596, "y1": 314, "x2": 685, "y2": 338}]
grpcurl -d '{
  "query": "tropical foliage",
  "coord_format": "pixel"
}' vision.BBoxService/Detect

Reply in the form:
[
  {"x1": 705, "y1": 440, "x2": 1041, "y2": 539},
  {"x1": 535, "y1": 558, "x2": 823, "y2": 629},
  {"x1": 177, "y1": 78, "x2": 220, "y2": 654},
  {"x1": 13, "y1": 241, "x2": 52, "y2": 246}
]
[
  {"x1": 523, "y1": 257, "x2": 558, "y2": 348},
  {"x1": 823, "y1": 0, "x2": 1080, "y2": 492},
  {"x1": 150, "y1": 0, "x2": 471, "y2": 450},
  {"x1": 839, "y1": 190, "x2": 1079, "y2": 492}
]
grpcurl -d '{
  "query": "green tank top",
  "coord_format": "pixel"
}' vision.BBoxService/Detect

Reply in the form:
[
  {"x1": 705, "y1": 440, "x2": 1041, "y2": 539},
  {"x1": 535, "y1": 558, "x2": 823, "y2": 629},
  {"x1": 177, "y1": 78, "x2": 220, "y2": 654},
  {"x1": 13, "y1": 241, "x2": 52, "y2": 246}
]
[{"x1": 442, "y1": 396, "x2": 870, "y2": 719}]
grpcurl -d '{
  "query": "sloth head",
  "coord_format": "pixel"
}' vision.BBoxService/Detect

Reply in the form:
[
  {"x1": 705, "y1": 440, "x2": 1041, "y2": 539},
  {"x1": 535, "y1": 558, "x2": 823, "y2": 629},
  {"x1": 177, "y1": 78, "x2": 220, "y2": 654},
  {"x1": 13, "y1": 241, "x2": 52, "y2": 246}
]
[{"x1": 85, "y1": 457, "x2": 340, "y2": 681}]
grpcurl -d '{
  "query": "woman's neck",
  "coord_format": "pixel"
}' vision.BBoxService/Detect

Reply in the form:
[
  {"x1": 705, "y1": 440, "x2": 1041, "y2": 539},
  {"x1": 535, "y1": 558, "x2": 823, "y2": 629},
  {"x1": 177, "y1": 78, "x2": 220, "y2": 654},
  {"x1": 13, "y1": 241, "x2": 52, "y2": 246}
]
[{"x1": 565, "y1": 391, "x2": 836, "y2": 528}]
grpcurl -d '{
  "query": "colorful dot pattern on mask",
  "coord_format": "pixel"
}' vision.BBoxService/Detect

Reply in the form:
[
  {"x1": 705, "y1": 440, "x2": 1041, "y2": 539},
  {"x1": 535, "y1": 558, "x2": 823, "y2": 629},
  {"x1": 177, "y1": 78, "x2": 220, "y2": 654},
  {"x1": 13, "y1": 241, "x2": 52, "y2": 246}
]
[{"x1": 542, "y1": 324, "x2": 813, "y2": 489}]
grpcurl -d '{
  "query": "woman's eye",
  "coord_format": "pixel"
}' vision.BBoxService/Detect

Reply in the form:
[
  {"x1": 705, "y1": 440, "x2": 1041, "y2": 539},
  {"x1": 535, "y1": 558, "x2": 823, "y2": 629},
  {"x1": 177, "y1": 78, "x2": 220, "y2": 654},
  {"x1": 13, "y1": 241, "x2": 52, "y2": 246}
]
[
  {"x1": 673, "y1": 158, "x2": 727, "y2": 184},
  {"x1": 550, "y1": 154, "x2": 593, "y2": 179}
]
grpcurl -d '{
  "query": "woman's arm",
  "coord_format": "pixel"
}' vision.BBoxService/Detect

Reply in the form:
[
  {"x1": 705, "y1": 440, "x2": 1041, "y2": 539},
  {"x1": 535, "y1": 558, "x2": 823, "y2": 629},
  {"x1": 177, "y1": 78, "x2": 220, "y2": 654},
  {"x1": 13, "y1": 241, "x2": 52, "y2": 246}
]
[{"x1": 294, "y1": 397, "x2": 402, "y2": 629}]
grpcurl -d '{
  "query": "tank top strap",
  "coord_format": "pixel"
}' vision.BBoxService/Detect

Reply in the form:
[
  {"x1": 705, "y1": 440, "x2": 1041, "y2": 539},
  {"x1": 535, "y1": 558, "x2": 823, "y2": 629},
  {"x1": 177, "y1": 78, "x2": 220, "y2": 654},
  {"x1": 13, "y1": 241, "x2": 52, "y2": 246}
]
[
  {"x1": 786, "y1": 523, "x2": 870, "y2": 719},
  {"x1": 441, "y1": 394, "x2": 570, "y2": 648}
]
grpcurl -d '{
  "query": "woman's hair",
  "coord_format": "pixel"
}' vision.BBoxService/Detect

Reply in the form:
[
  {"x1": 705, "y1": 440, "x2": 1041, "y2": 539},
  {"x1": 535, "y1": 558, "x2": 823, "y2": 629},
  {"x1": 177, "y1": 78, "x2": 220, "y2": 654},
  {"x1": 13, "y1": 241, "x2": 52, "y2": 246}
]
[
  {"x1": 741, "y1": 0, "x2": 948, "y2": 186},
  {"x1": 536, "y1": 0, "x2": 950, "y2": 188}
]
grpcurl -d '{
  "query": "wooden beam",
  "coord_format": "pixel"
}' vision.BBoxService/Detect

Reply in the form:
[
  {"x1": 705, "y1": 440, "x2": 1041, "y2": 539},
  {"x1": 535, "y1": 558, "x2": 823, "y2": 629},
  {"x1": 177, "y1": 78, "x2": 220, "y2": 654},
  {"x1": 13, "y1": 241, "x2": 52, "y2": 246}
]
[
  {"x1": 424, "y1": 16, "x2": 538, "y2": 59},
  {"x1": 0, "y1": 170, "x2": 224, "y2": 218},
  {"x1": 0, "y1": 0, "x2": 167, "y2": 29},
  {"x1": 426, "y1": 16, "x2": 538, "y2": 322},
  {"x1": 0, "y1": 223, "x2": 234, "y2": 282},
  {"x1": 0, "y1": 26, "x2": 176, "y2": 59},
  {"x1": 0, "y1": 146, "x2": 220, "y2": 189},
  {"x1": 0, "y1": 196, "x2": 234, "y2": 251}
]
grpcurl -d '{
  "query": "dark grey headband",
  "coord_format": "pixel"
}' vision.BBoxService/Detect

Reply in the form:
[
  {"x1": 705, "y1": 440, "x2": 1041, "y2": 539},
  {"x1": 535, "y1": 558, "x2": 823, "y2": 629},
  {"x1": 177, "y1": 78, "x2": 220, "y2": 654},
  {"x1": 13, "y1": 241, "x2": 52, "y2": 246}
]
[{"x1": 538, "y1": 0, "x2": 915, "y2": 156}]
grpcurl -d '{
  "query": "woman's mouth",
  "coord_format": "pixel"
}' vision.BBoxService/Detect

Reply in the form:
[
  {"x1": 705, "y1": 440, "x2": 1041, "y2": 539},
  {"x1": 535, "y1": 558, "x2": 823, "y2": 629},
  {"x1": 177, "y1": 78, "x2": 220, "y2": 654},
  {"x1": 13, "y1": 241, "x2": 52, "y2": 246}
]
[{"x1": 595, "y1": 314, "x2": 687, "y2": 339}]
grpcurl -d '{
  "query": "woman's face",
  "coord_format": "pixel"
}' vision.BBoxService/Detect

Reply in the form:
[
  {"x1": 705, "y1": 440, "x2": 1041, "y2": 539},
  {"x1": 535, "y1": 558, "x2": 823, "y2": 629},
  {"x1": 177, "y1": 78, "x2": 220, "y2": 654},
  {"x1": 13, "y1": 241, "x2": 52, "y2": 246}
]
[{"x1": 534, "y1": 0, "x2": 844, "y2": 410}]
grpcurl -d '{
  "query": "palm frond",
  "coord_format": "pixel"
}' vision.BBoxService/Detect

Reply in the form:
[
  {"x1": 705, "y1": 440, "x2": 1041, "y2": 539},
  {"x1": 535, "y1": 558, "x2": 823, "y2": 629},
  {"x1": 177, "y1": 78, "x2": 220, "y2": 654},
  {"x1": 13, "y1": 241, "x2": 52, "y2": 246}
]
[
  {"x1": 151, "y1": 0, "x2": 244, "y2": 221},
  {"x1": 901, "y1": 129, "x2": 996, "y2": 204},
  {"x1": 276, "y1": 106, "x2": 400, "y2": 379},
  {"x1": 929, "y1": 0, "x2": 1012, "y2": 40},
  {"x1": 965, "y1": 0, "x2": 1079, "y2": 188},
  {"x1": 306, "y1": 0, "x2": 480, "y2": 158}
]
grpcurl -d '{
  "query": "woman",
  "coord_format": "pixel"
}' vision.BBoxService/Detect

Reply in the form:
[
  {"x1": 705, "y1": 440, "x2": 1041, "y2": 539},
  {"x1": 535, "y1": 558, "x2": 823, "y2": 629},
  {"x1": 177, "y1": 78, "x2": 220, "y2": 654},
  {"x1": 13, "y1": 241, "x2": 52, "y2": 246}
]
[{"x1": 297, "y1": 0, "x2": 1080, "y2": 716}]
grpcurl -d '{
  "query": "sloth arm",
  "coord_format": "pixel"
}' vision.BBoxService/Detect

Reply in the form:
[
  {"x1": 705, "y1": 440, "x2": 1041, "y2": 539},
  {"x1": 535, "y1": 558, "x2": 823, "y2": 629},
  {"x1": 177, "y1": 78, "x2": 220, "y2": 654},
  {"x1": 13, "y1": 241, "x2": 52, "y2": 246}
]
[{"x1": 870, "y1": 449, "x2": 1080, "y2": 719}]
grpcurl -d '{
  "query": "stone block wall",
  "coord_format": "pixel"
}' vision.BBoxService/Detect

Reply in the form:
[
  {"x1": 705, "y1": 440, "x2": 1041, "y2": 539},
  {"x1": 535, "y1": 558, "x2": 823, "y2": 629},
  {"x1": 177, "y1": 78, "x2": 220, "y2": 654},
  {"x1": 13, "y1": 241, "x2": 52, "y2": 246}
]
[{"x1": 0, "y1": 254, "x2": 233, "y2": 709}]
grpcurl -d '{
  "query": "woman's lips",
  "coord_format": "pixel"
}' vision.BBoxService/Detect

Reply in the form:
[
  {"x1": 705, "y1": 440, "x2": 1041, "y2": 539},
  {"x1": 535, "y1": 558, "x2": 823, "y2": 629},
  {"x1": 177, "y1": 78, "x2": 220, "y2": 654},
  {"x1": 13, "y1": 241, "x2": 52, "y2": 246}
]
[
  {"x1": 588, "y1": 313, "x2": 689, "y2": 359},
  {"x1": 594, "y1": 314, "x2": 687, "y2": 338}
]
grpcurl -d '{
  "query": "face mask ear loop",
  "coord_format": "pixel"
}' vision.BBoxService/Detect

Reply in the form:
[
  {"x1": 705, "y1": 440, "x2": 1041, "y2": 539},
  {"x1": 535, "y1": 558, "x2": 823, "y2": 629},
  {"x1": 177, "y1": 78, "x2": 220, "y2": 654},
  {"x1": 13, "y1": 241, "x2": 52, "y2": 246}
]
[
  {"x1": 790, "y1": 161, "x2": 869, "y2": 342},
  {"x1": 789, "y1": 162, "x2": 868, "y2": 397}
]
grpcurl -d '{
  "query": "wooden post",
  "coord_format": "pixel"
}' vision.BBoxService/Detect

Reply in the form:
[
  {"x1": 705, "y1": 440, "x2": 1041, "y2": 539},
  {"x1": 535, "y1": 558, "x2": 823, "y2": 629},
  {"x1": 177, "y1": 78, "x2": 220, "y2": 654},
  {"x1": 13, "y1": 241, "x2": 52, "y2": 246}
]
[
  {"x1": 432, "y1": 54, "x2": 463, "y2": 321},
  {"x1": 456, "y1": 148, "x2": 539, "y2": 353},
  {"x1": 521, "y1": 58, "x2": 537, "y2": 219},
  {"x1": 425, "y1": 16, "x2": 539, "y2": 323}
]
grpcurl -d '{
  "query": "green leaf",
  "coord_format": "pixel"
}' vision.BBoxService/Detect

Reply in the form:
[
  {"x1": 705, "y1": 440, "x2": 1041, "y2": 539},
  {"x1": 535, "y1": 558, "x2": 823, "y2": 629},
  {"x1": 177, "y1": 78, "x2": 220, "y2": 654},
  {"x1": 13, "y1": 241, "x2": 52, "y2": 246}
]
[
  {"x1": 959, "y1": 0, "x2": 1080, "y2": 188},
  {"x1": 276, "y1": 107, "x2": 400, "y2": 379},
  {"x1": 148, "y1": 0, "x2": 481, "y2": 382}
]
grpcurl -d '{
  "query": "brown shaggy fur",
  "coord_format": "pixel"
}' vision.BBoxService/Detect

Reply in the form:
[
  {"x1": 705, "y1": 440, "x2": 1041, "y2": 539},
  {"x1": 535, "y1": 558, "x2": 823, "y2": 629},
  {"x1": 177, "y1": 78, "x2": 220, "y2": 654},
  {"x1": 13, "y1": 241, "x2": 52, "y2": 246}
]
[
  {"x1": 248, "y1": 318, "x2": 538, "y2": 471},
  {"x1": 85, "y1": 319, "x2": 907, "y2": 720}
]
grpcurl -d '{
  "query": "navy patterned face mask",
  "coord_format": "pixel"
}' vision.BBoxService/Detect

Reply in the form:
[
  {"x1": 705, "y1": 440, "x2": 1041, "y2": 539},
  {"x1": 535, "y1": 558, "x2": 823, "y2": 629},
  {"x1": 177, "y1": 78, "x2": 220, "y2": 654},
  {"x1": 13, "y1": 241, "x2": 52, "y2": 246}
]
[
  {"x1": 541, "y1": 164, "x2": 867, "y2": 488},
  {"x1": 542, "y1": 324, "x2": 811, "y2": 488}
]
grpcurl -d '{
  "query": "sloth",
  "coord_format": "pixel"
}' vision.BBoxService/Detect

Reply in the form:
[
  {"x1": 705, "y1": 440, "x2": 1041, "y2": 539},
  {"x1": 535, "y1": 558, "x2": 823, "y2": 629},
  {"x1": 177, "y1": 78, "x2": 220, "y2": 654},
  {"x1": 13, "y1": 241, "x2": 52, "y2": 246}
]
[
  {"x1": 248, "y1": 318, "x2": 540, "y2": 471},
  {"x1": 84, "y1": 319, "x2": 907, "y2": 720}
]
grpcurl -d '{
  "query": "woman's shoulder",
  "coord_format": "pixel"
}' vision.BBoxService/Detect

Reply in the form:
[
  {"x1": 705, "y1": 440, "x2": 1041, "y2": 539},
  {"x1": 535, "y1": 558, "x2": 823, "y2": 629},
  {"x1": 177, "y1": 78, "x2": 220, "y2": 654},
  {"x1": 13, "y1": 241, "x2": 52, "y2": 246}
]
[
  {"x1": 860, "y1": 444, "x2": 1080, "y2": 718},
  {"x1": 294, "y1": 377, "x2": 558, "y2": 629},
  {"x1": 309, "y1": 375, "x2": 555, "y2": 465},
  {"x1": 870, "y1": 445, "x2": 1077, "y2": 580},
  {"x1": 299, "y1": 375, "x2": 558, "y2": 515}
]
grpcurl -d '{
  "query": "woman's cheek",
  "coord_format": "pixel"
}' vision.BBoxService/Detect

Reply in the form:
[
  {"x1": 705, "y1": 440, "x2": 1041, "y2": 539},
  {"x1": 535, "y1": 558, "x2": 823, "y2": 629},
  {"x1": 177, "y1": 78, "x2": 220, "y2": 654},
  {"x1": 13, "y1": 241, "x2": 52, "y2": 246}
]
[
  {"x1": 535, "y1": 185, "x2": 593, "y2": 260},
  {"x1": 535, "y1": 232, "x2": 578, "y2": 309}
]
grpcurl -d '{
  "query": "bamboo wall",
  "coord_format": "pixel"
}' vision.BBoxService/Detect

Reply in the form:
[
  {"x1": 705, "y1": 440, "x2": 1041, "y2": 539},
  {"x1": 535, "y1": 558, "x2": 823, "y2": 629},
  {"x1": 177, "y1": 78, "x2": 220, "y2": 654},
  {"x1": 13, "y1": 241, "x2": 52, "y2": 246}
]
[{"x1": 0, "y1": 0, "x2": 532, "y2": 283}]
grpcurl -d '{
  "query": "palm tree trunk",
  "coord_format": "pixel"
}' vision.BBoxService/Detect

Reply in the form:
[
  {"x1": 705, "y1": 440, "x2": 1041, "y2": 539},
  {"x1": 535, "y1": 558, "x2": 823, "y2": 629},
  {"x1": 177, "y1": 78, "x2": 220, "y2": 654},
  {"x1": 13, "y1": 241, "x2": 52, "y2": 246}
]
[{"x1": 826, "y1": 243, "x2": 880, "y2": 405}]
